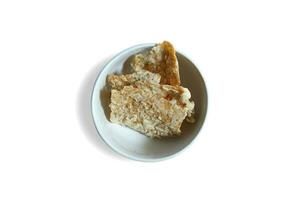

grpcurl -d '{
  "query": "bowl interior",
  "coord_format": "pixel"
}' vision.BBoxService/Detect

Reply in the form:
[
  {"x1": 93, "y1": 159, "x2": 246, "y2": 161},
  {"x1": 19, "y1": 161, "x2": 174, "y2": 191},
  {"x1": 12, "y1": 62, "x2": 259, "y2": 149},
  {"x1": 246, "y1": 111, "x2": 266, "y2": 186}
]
[{"x1": 91, "y1": 44, "x2": 207, "y2": 161}]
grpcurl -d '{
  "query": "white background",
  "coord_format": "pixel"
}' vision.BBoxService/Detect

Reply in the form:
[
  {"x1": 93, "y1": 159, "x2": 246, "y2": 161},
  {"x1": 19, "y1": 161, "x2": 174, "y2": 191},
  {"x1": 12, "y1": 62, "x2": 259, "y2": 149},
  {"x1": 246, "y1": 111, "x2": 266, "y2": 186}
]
[{"x1": 0, "y1": 0, "x2": 299, "y2": 199}]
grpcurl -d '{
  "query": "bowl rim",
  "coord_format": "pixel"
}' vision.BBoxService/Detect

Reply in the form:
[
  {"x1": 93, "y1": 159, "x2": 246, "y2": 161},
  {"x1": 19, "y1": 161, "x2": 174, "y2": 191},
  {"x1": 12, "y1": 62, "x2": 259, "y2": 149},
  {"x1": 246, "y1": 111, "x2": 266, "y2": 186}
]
[{"x1": 91, "y1": 43, "x2": 208, "y2": 162}]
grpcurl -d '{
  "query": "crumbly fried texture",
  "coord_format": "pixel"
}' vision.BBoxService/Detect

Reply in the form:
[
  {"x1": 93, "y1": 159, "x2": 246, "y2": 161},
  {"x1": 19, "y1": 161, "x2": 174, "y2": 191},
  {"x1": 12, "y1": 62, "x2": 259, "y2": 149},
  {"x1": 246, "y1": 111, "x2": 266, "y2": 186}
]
[
  {"x1": 107, "y1": 70, "x2": 161, "y2": 90},
  {"x1": 109, "y1": 81, "x2": 194, "y2": 138},
  {"x1": 131, "y1": 41, "x2": 181, "y2": 86}
]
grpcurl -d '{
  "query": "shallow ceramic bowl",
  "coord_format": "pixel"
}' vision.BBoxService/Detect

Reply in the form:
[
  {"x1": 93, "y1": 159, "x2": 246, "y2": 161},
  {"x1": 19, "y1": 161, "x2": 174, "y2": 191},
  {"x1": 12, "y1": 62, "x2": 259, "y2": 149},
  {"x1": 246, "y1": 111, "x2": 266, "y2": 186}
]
[{"x1": 91, "y1": 43, "x2": 208, "y2": 161}]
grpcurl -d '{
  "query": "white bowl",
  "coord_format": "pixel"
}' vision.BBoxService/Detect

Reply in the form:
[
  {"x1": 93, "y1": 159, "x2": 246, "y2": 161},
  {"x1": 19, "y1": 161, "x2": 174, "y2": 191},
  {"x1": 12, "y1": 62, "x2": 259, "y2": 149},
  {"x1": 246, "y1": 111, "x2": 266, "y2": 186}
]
[{"x1": 91, "y1": 43, "x2": 208, "y2": 161}]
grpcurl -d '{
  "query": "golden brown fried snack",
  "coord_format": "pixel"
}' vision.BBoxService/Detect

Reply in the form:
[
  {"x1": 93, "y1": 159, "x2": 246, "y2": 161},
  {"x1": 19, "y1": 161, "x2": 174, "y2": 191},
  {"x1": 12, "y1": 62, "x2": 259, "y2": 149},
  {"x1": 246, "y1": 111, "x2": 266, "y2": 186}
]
[{"x1": 131, "y1": 41, "x2": 180, "y2": 86}]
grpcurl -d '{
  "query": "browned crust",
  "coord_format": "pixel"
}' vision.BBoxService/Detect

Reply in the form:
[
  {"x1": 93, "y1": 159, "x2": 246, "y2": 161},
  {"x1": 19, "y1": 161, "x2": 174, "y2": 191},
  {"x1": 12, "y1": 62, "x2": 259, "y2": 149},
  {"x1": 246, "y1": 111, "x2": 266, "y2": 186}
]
[{"x1": 160, "y1": 41, "x2": 181, "y2": 86}]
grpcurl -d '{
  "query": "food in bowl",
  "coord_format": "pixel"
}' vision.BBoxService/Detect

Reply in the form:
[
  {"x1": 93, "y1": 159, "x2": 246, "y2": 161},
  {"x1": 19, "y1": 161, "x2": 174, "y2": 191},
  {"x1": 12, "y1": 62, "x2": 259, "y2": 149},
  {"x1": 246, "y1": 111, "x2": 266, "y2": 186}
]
[
  {"x1": 131, "y1": 41, "x2": 181, "y2": 86},
  {"x1": 106, "y1": 41, "x2": 195, "y2": 138}
]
